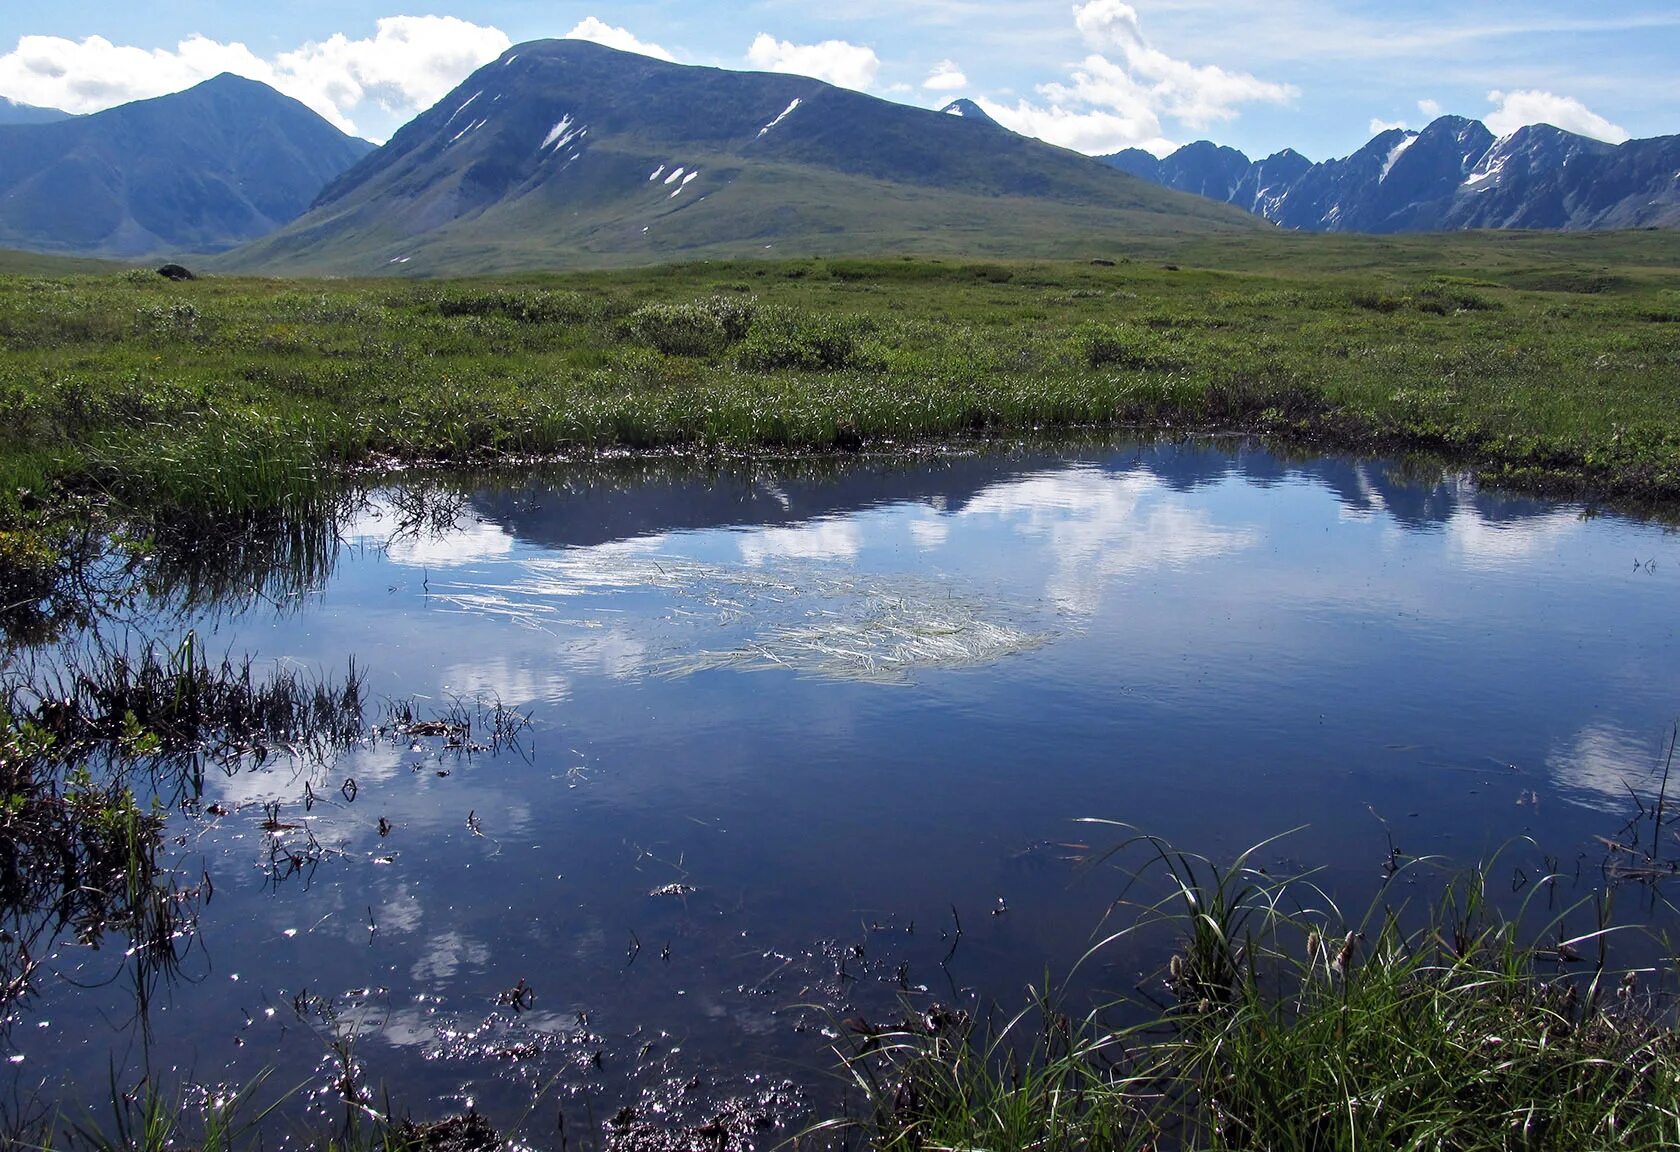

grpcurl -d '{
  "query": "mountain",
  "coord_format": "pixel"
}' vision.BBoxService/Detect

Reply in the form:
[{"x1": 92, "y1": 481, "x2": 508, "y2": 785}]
[
  {"x1": 0, "y1": 97, "x2": 71, "y2": 125},
  {"x1": 224, "y1": 40, "x2": 1260, "y2": 275},
  {"x1": 1101, "y1": 116, "x2": 1680, "y2": 232},
  {"x1": 0, "y1": 75, "x2": 376, "y2": 258}
]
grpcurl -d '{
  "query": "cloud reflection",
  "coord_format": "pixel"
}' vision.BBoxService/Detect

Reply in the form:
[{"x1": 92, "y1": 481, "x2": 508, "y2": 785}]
[
  {"x1": 1446, "y1": 509, "x2": 1584, "y2": 570},
  {"x1": 960, "y1": 467, "x2": 1258, "y2": 614},
  {"x1": 1548, "y1": 723, "x2": 1663, "y2": 811}
]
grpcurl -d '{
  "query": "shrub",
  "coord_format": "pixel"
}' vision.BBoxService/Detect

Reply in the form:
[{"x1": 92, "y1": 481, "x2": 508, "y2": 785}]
[
  {"x1": 629, "y1": 302, "x2": 729, "y2": 357},
  {"x1": 435, "y1": 289, "x2": 609, "y2": 325},
  {"x1": 627, "y1": 296, "x2": 759, "y2": 357},
  {"x1": 0, "y1": 528, "x2": 58, "y2": 610},
  {"x1": 736, "y1": 307, "x2": 868, "y2": 372},
  {"x1": 1349, "y1": 287, "x2": 1404, "y2": 313}
]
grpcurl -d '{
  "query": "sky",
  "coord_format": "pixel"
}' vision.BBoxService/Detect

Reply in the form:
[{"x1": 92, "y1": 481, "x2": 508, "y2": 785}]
[{"x1": 1, "y1": 2, "x2": 1675, "y2": 160}]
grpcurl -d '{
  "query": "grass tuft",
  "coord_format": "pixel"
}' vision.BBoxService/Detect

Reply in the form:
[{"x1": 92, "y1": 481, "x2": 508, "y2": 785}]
[{"x1": 829, "y1": 832, "x2": 1680, "y2": 1151}]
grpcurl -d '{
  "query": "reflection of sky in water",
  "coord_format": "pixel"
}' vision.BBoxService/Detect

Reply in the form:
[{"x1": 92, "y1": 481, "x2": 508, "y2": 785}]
[{"x1": 15, "y1": 443, "x2": 1680, "y2": 1123}]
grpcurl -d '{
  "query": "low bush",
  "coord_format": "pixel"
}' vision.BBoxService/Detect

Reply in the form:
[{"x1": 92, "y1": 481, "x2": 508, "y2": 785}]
[
  {"x1": 629, "y1": 295, "x2": 759, "y2": 357},
  {"x1": 736, "y1": 307, "x2": 869, "y2": 372}
]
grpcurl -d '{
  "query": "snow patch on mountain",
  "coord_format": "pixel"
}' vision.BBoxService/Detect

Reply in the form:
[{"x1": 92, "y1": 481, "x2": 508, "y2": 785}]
[
  {"x1": 446, "y1": 92, "x2": 482, "y2": 126},
  {"x1": 758, "y1": 98, "x2": 801, "y2": 138},
  {"x1": 1463, "y1": 141, "x2": 1513, "y2": 188},
  {"x1": 1380, "y1": 134, "x2": 1419, "y2": 183},
  {"x1": 541, "y1": 115, "x2": 575, "y2": 150}
]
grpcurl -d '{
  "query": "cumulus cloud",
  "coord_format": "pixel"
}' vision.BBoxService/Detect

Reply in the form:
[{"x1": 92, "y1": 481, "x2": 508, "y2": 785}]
[
  {"x1": 0, "y1": 16, "x2": 511, "y2": 140},
  {"x1": 1417, "y1": 98, "x2": 1442, "y2": 119},
  {"x1": 981, "y1": 0, "x2": 1296, "y2": 155},
  {"x1": 1369, "y1": 116, "x2": 1409, "y2": 134},
  {"x1": 564, "y1": 17, "x2": 675, "y2": 63},
  {"x1": 1485, "y1": 89, "x2": 1629, "y2": 142},
  {"x1": 745, "y1": 33, "x2": 880, "y2": 92},
  {"x1": 923, "y1": 60, "x2": 968, "y2": 91}
]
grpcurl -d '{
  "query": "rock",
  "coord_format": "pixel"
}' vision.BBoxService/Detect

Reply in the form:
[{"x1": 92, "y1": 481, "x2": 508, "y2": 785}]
[{"x1": 156, "y1": 264, "x2": 196, "y2": 281}]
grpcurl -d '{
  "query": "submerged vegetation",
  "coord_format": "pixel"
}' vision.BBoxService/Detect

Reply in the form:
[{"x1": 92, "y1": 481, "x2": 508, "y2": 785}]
[
  {"x1": 828, "y1": 833, "x2": 1680, "y2": 1151},
  {"x1": 0, "y1": 632, "x2": 370, "y2": 1022}
]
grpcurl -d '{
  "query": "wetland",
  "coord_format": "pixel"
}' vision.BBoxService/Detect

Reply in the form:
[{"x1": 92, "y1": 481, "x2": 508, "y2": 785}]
[{"x1": 2, "y1": 246, "x2": 1680, "y2": 1147}]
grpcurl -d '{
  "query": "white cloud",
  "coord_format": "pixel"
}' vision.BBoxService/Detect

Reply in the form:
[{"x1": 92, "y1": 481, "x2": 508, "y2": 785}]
[
  {"x1": 275, "y1": 17, "x2": 511, "y2": 132},
  {"x1": 565, "y1": 17, "x2": 675, "y2": 63},
  {"x1": 0, "y1": 17, "x2": 511, "y2": 140},
  {"x1": 923, "y1": 59, "x2": 968, "y2": 91},
  {"x1": 1369, "y1": 117, "x2": 1409, "y2": 134},
  {"x1": 1485, "y1": 89, "x2": 1629, "y2": 143},
  {"x1": 745, "y1": 33, "x2": 880, "y2": 92},
  {"x1": 979, "y1": 1, "x2": 1295, "y2": 156},
  {"x1": 1417, "y1": 98, "x2": 1442, "y2": 119},
  {"x1": 980, "y1": 93, "x2": 1174, "y2": 156}
]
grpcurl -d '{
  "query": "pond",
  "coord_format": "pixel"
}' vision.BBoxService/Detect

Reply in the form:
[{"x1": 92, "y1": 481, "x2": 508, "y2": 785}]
[{"x1": 5, "y1": 439, "x2": 1679, "y2": 1143}]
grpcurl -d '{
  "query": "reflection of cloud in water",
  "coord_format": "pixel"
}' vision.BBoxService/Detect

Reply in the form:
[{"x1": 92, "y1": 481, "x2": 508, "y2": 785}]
[
  {"x1": 411, "y1": 930, "x2": 492, "y2": 982},
  {"x1": 372, "y1": 879, "x2": 424, "y2": 936},
  {"x1": 960, "y1": 468, "x2": 1257, "y2": 614},
  {"x1": 1548, "y1": 724, "x2": 1663, "y2": 811},
  {"x1": 208, "y1": 740, "x2": 407, "y2": 807},
  {"x1": 739, "y1": 518, "x2": 860, "y2": 566},
  {"x1": 440, "y1": 655, "x2": 567, "y2": 705},
  {"x1": 1447, "y1": 509, "x2": 1583, "y2": 570},
  {"x1": 908, "y1": 514, "x2": 950, "y2": 550},
  {"x1": 386, "y1": 520, "x2": 515, "y2": 569}
]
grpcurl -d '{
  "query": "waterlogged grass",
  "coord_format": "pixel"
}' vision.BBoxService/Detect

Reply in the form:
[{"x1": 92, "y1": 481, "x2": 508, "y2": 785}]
[{"x1": 826, "y1": 834, "x2": 1680, "y2": 1151}]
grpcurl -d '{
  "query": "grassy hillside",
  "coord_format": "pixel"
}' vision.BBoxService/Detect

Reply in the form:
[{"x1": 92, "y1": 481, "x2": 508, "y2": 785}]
[
  {"x1": 0, "y1": 248, "x2": 128, "y2": 275},
  {"x1": 222, "y1": 158, "x2": 1262, "y2": 276}
]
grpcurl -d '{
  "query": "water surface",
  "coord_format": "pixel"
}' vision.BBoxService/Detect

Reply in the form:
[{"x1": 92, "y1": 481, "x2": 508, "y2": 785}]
[{"x1": 8, "y1": 440, "x2": 1679, "y2": 1137}]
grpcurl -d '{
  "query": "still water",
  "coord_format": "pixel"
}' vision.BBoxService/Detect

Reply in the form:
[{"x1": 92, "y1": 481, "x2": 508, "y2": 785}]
[{"x1": 8, "y1": 440, "x2": 1680, "y2": 1137}]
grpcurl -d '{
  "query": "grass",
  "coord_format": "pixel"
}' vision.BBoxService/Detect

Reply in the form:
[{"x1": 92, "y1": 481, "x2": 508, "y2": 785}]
[
  {"x1": 824, "y1": 832, "x2": 1680, "y2": 1151},
  {"x1": 0, "y1": 242, "x2": 1677, "y2": 569}
]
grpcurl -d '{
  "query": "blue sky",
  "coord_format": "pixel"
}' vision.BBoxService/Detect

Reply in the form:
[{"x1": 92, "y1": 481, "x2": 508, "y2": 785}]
[{"x1": 2, "y1": 2, "x2": 1675, "y2": 159}]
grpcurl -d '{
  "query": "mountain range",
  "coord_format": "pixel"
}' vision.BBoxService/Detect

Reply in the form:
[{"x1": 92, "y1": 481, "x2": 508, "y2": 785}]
[
  {"x1": 223, "y1": 39, "x2": 1254, "y2": 275},
  {"x1": 0, "y1": 75, "x2": 373, "y2": 258},
  {"x1": 1102, "y1": 117, "x2": 1680, "y2": 232},
  {"x1": 0, "y1": 39, "x2": 1676, "y2": 270}
]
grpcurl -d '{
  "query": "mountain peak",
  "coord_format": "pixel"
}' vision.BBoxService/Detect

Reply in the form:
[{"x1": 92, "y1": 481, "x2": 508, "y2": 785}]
[{"x1": 938, "y1": 99, "x2": 996, "y2": 125}]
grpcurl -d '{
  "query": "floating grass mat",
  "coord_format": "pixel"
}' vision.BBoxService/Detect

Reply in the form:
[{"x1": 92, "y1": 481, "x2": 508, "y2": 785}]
[
  {"x1": 431, "y1": 551, "x2": 1051, "y2": 685},
  {"x1": 658, "y1": 594, "x2": 1044, "y2": 683}
]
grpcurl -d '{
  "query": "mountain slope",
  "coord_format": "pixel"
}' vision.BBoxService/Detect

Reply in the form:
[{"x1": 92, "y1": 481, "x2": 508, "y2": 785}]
[
  {"x1": 1101, "y1": 116, "x2": 1680, "y2": 232},
  {"x1": 225, "y1": 40, "x2": 1261, "y2": 275},
  {"x1": 0, "y1": 75, "x2": 375, "y2": 258},
  {"x1": 0, "y1": 97, "x2": 71, "y2": 125}
]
